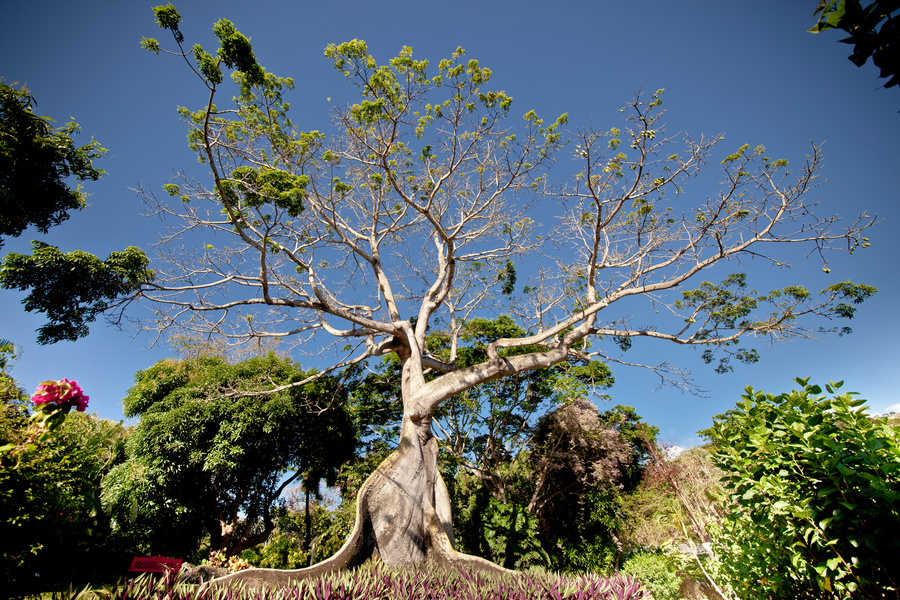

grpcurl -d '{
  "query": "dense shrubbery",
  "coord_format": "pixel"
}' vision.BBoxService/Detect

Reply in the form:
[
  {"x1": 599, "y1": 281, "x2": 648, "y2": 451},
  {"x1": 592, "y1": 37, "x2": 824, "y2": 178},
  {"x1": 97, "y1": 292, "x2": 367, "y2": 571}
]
[
  {"x1": 705, "y1": 379, "x2": 900, "y2": 599},
  {"x1": 620, "y1": 552, "x2": 681, "y2": 600},
  {"x1": 0, "y1": 406, "x2": 128, "y2": 594}
]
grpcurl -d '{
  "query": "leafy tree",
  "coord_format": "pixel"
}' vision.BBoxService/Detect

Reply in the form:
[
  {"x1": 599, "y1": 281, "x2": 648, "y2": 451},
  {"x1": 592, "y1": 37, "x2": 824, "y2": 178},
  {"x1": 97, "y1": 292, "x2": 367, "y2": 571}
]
[
  {"x1": 0, "y1": 406, "x2": 126, "y2": 594},
  {"x1": 704, "y1": 379, "x2": 900, "y2": 599},
  {"x1": 0, "y1": 83, "x2": 154, "y2": 344},
  {"x1": 241, "y1": 485, "x2": 343, "y2": 569},
  {"x1": 127, "y1": 5, "x2": 874, "y2": 581},
  {"x1": 430, "y1": 316, "x2": 614, "y2": 508},
  {"x1": 527, "y1": 401, "x2": 656, "y2": 573},
  {"x1": 1, "y1": 243, "x2": 153, "y2": 344},
  {"x1": 101, "y1": 354, "x2": 355, "y2": 558},
  {"x1": 618, "y1": 443, "x2": 731, "y2": 598},
  {"x1": 810, "y1": 1, "x2": 899, "y2": 89}
]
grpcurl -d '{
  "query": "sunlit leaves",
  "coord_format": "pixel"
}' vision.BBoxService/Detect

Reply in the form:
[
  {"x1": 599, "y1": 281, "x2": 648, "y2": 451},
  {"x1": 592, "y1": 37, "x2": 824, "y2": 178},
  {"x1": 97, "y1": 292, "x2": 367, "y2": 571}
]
[
  {"x1": 229, "y1": 166, "x2": 308, "y2": 217},
  {"x1": 152, "y1": 3, "x2": 182, "y2": 37},
  {"x1": 704, "y1": 379, "x2": 900, "y2": 598},
  {"x1": 213, "y1": 19, "x2": 264, "y2": 86}
]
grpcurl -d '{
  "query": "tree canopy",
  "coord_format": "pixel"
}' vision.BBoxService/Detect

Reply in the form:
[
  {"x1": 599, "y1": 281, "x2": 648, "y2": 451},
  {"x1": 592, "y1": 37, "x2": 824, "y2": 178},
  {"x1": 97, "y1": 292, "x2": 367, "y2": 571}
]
[
  {"x1": 0, "y1": 83, "x2": 105, "y2": 247},
  {"x1": 101, "y1": 353, "x2": 354, "y2": 558},
  {"x1": 0, "y1": 83, "x2": 153, "y2": 344}
]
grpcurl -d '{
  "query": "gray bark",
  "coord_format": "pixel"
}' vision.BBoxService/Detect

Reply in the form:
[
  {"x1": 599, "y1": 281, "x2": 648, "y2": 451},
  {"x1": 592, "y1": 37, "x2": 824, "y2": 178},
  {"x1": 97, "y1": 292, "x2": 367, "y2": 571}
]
[{"x1": 211, "y1": 414, "x2": 507, "y2": 589}]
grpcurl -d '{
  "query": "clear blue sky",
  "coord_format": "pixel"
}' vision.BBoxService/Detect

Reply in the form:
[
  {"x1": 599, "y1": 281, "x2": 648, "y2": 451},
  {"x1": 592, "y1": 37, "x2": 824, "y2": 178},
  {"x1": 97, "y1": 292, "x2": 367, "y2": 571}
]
[{"x1": 2, "y1": 0, "x2": 898, "y2": 446}]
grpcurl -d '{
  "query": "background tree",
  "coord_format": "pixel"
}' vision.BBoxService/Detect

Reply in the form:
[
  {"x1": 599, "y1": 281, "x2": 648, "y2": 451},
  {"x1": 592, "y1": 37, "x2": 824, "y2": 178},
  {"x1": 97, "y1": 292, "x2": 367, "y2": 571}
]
[
  {"x1": 0, "y1": 339, "x2": 27, "y2": 406},
  {"x1": 0, "y1": 83, "x2": 105, "y2": 247},
  {"x1": 527, "y1": 401, "x2": 656, "y2": 573},
  {"x1": 323, "y1": 316, "x2": 655, "y2": 572},
  {"x1": 810, "y1": 0, "x2": 899, "y2": 89},
  {"x1": 0, "y1": 83, "x2": 153, "y2": 344},
  {"x1": 704, "y1": 379, "x2": 900, "y2": 599},
  {"x1": 100, "y1": 353, "x2": 354, "y2": 559},
  {"x1": 101, "y1": 6, "x2": 878, "y2": 582}
]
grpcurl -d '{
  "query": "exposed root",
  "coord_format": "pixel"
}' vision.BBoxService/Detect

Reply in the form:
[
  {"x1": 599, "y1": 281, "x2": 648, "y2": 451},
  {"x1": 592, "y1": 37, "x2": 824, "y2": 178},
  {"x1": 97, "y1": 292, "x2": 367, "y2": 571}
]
[{"x1": 211, "y1": 418, "x2": 507, "y2": 589}]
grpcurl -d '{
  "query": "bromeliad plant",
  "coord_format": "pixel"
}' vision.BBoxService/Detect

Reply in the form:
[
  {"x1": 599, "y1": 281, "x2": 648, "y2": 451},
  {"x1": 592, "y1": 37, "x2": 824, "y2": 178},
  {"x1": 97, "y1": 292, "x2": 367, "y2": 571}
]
[{"x1": 59, "y1": 562, "x2": 649, "y2": 599}]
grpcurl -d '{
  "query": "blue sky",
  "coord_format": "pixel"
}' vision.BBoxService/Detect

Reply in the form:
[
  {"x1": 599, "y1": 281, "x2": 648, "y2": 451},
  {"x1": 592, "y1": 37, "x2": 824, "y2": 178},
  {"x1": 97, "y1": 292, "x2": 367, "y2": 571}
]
[{"x1": 2, "y1": 0, "x2": 898, "y2": 446}]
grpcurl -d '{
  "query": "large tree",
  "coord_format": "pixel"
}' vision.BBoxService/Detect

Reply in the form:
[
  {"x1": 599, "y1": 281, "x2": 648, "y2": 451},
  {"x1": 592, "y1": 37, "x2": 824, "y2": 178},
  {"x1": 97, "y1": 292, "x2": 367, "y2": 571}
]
[
  {"x1": 102, "y1": 5, "x2": 877, "y2": 584},
  {"x1": 100, "y1": 354, "x2": 354, "y2": 558}
]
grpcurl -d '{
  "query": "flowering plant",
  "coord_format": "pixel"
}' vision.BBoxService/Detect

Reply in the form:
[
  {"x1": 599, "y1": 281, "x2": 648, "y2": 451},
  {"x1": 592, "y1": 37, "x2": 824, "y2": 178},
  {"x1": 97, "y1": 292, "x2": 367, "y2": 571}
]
[
  {"x1": 1, "y1": 379, "x2": 91, "y2": 464},
  {"x1": 31, "y1": 378, "x2": 90, "y2": 412},
  {"x1": 30, "y1": 378, "x2": 90, "y2": 433}
]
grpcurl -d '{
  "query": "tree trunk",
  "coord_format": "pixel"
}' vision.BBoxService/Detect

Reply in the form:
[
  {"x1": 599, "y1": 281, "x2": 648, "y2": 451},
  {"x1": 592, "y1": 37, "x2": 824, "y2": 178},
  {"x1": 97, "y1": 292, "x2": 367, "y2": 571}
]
[{"x1": 212, "y1": 413, "x2": 508, "y2": 589}]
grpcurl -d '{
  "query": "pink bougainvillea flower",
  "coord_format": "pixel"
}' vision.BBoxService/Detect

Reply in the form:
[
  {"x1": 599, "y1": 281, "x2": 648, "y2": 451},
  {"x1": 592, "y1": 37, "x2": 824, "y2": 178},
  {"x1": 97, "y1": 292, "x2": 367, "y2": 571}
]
[{"x1": 31, "y1": 379, "x2": 89, "y2": 412}]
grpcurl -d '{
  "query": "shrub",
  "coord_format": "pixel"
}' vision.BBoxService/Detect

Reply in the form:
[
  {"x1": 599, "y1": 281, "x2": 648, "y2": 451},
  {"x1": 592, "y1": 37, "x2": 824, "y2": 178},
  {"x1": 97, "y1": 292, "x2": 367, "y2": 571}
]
[
  {"x1": 620, "y1": 551, "x2": 681, "y2": 600},
  {"x1": 241, "y1": 531, "x2": 308, "y2": 569},
  {"x1": 705, "y1": 378, "x2": 900, "y2": 599}
]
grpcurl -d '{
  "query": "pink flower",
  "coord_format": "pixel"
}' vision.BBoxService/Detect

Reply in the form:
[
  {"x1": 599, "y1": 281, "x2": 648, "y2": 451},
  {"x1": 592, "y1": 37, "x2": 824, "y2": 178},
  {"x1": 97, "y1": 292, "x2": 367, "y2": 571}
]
[{"x1": 31, "y1": 379, "x2": 89, "y2": 412}]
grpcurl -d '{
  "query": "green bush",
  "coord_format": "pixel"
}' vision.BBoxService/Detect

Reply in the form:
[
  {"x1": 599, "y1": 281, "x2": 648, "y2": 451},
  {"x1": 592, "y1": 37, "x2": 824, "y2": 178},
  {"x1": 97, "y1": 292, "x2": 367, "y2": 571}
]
[
  {"x1": 705, "y1": 378, "x2": 900, "y2": 599},
  {"x1": 241, "y1": 531, "x2": 308, "y2": 569},
  {"x1": 620, "y1": 551, "x2": 680, "y2": 600}
]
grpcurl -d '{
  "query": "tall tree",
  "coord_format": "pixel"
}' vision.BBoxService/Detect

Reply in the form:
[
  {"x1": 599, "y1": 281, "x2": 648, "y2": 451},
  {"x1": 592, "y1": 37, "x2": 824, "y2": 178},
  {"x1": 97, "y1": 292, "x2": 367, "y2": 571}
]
[
  {"x1": 100, "y1": 354, "x2": 354, "y2": 558},
  {"x1": 527, "y1": 402, "x2": 656, "y2": 573},
  {"x1": 99, "y1": 6, "x2": 877, "y2": 583}
]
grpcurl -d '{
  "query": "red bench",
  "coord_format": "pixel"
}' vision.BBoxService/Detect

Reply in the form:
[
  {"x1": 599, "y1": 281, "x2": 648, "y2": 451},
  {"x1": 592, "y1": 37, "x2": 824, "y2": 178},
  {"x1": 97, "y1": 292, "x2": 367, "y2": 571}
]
[{"x1": 128, "y1": 555, "x2": 183, "y2": 576}]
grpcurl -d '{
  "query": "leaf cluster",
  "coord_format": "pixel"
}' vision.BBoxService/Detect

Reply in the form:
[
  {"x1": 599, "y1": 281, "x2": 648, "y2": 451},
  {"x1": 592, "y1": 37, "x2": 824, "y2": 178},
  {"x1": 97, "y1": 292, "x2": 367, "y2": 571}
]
[
  {"x1": 0, "y1": 83, "x2": 107, "y2": 248},
  {"x1": 810, "y1": 0, "x2": 900, "y2": 88},
  {"x1": 0, "y1": 242, "x2": 153, "y2": 344}
]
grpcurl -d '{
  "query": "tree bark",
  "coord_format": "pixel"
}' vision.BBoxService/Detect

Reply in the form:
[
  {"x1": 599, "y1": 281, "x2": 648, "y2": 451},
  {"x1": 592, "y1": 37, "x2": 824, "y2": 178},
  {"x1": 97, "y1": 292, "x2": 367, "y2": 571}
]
[{"x1": 212, "y1": 413, "x2": 508, "y2": 589}]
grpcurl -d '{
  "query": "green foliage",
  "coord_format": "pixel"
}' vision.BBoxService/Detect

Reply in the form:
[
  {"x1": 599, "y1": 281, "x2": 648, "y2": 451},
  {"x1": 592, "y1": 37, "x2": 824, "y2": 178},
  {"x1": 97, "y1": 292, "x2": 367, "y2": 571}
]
[
  {"x1": 101, "y1": 354, "x2": 355, "y2": 558},
  {"x1": 0, "y1": 339, "x2": 27, "y2": 406},
  {"x1": 810, "y1": 0, "x2": 900, "y2": 89},
  {"x1": 0, "y1": 83, "x2": 106, "y2": 248},
  {"x1": 530, "y1": 402, "x2": 657, "y2": 574},
  {"x1": 705, "y1": 378, "x2": 900, "y2": 599},
  {"x1": 618, "y1": 444, "x2": 728, "y2": 569},
  {"x1": 241, "y1": 530, "x2": 308, "y2": 570},
  {"x1": 0, "y1": 84, "x2": 153, "y2": 345},
  {"x1": 0, "y1": 408, "x2": 126, "y2": 594},
  {"x1": 451, "y1": 469, "x2": 549, "y2": 570},
  {"x1": 675, "y1": 274, "x2": 876, "y2": 373},
  {"x1": 620, "y1": 551, "x2": 681, "y2": 600},
  {"x1": 498, "y1": 260, "x2": 517, "y2": 296},
  {"x1": 0, "y1": 241, "x2": 153, "y2": 344}
]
